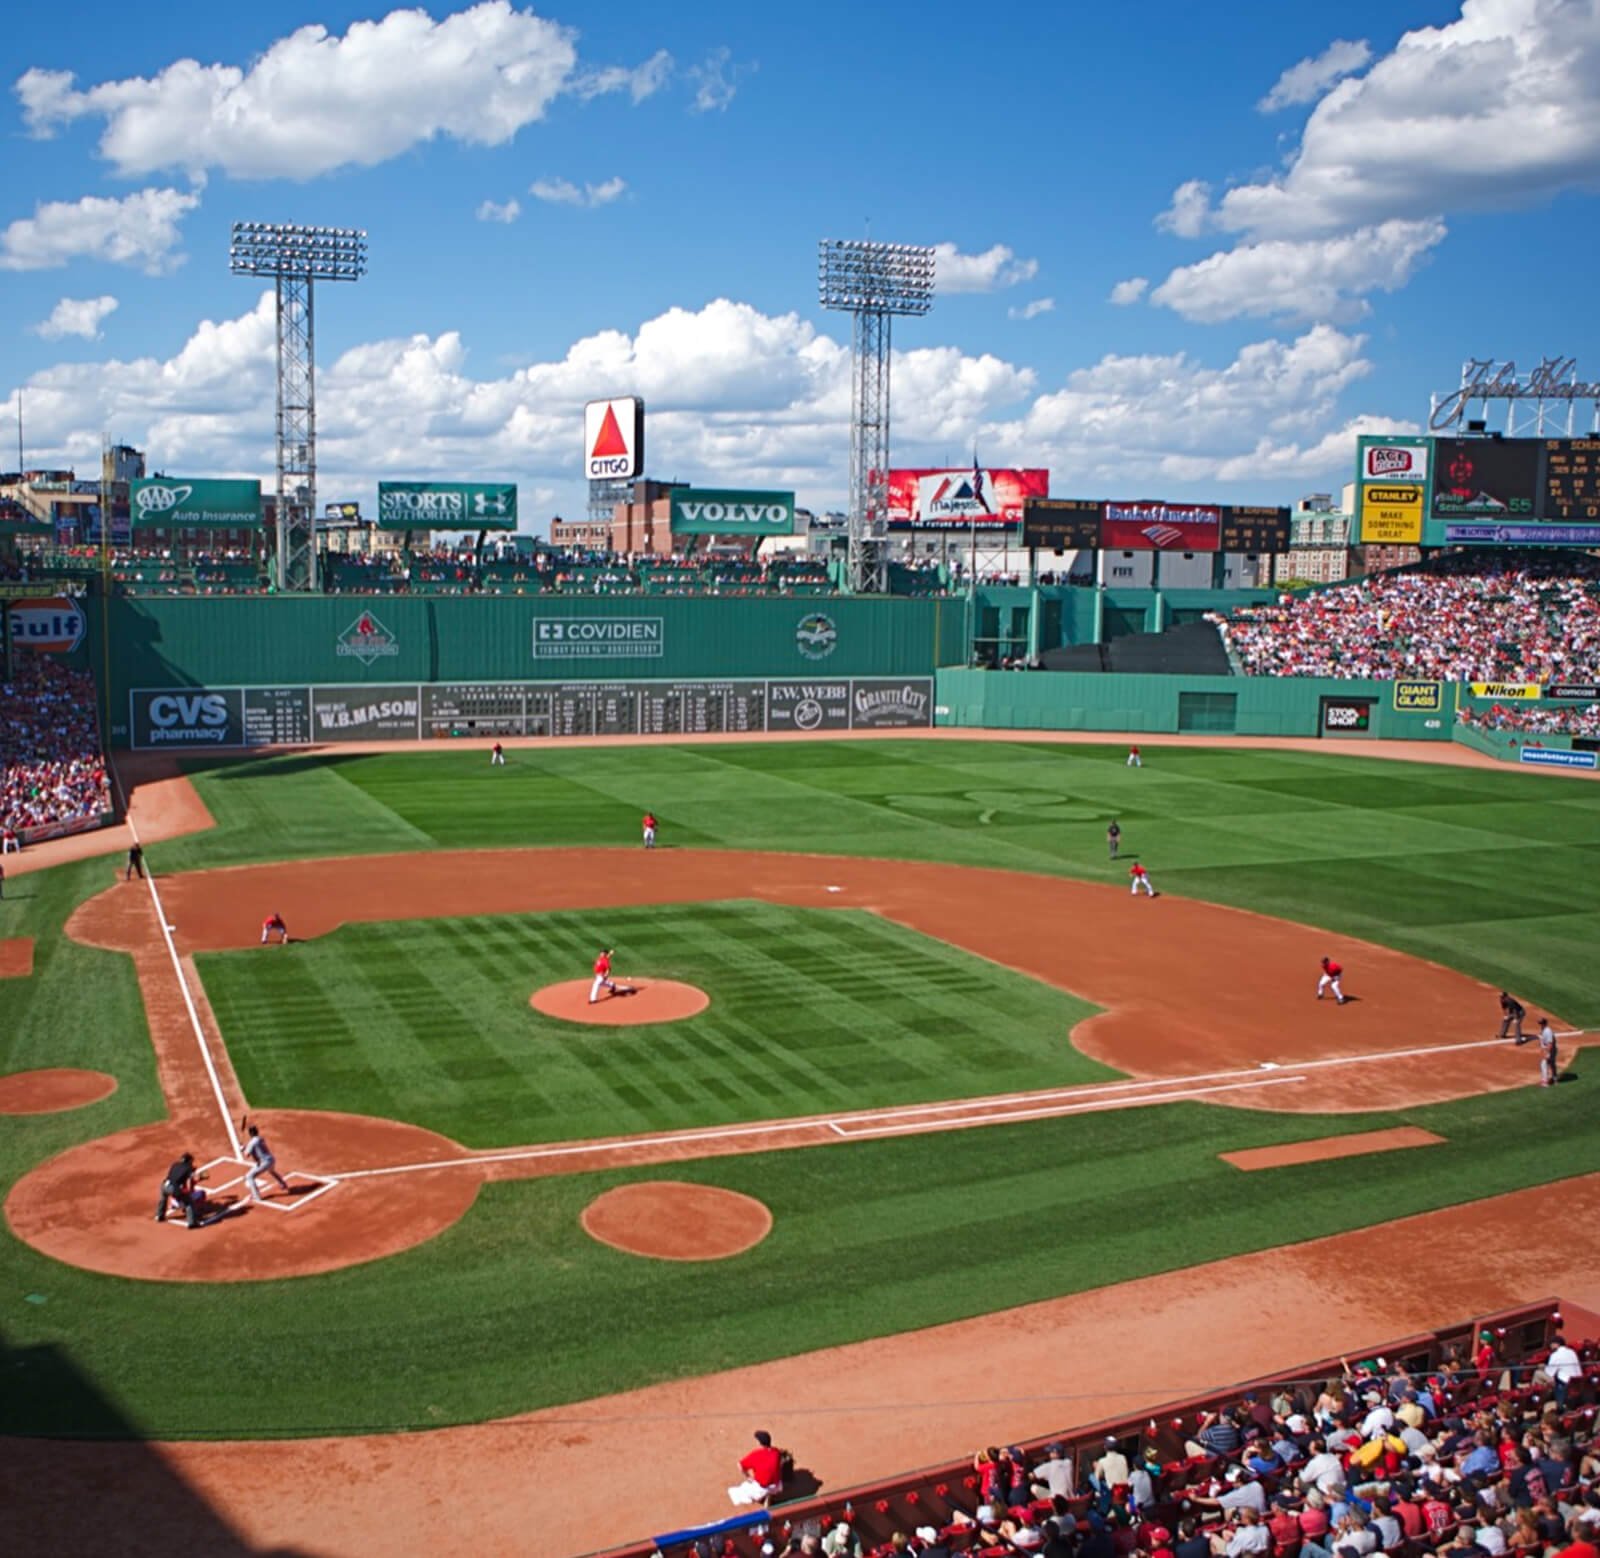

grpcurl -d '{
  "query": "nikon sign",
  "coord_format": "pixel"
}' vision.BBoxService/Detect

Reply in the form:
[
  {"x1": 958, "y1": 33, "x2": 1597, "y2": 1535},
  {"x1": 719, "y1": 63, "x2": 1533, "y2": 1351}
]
[
  {"x1": 376, "y1": 482, "x2": 518, "y2": 531},
  {"x1": 130, "y1": 478, "x2": 262, "y2": 529},
  {"x1": 669, "y1": 488, "x2": 796, "y2": 537}
]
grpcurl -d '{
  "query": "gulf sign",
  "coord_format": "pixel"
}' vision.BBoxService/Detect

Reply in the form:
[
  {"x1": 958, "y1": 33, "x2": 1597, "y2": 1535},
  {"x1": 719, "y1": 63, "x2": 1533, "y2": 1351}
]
[
  {"x1": 7, "y1": 595, "x2": 87, "y2": 653},
  {"x1": 1101, "y1": 500, "x2": 1221, "y2": 552},
  {"x1": 584, "y1": 396, "x2": 645, "y2": 480},
  {"x1": 885, "y1": 468, "x2": 1048, "y2": 529}
]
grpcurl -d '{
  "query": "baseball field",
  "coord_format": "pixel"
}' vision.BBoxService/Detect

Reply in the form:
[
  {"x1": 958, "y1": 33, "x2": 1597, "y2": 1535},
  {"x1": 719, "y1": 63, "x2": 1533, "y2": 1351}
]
[{"x1": 2, "y1": 734, "x2": 1599, "y2": 1542}]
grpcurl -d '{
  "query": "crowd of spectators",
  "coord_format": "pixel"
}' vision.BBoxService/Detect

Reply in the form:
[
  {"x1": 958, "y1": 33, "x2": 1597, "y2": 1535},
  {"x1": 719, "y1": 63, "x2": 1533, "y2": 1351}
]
[
  {"x1": 1458, "y1": 703, "x2": 1600, "y2": 740},
  {"x1": 747, "y1": 1335, "x2": 1600, "y2": 1558},
  {"x1": 1, "y1": 652, "x2": 111, "y2": 842},
  {"x1": 1211, "y1": 554, "x2": 1600, "y2": 683}
]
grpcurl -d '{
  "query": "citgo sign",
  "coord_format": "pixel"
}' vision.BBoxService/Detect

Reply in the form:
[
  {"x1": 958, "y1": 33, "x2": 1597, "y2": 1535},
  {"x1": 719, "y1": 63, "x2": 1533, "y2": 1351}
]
[{"x1": 7, "y1": 595, "x2": 87, "y2": 653}]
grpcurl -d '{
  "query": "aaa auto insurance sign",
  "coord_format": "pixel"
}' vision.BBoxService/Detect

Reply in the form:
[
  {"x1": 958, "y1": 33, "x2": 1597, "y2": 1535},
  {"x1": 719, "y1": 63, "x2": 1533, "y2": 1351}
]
[{"x1": 584, "y1": 396, "x2": 644, "y2": 480}]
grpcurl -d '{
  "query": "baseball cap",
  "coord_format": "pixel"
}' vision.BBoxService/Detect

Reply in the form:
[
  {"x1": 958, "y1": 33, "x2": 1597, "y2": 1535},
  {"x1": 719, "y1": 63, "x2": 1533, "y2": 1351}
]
[{"x1": 916, "y1": 1530, "x2": 939, "y2": 1544}]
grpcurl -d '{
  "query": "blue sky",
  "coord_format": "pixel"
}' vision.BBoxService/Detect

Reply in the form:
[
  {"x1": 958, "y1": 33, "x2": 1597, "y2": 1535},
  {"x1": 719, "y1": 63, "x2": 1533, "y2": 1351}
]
[{"x1": 4, "y1": 0, "x2": 1599, "y2": 530}]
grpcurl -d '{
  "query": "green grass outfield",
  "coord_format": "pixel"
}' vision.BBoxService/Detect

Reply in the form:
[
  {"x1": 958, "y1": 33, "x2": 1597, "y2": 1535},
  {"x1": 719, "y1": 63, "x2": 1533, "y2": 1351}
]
[{"x1": 2, "y1": 738, "x2": 1598, "y2": 1438}]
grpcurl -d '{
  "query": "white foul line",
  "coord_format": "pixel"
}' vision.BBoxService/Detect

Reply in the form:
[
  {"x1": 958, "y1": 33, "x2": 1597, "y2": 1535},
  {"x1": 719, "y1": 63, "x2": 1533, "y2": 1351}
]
[
  {"x1": 830, "y1": 1075, "x2": 1306, "y2": 1136},
  {"x1": 326, "y1": 1027, "x2": 1529, "y2": 1184},
  {"x1": 109, "y1": 755, "x2": 242, "y2": 1160}
]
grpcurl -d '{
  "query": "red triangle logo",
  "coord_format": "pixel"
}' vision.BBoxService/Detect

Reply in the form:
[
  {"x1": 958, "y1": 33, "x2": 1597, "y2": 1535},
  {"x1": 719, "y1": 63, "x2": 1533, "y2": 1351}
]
[{"x1": 590, "y1": 403, "x2": 629, "y2": 458}]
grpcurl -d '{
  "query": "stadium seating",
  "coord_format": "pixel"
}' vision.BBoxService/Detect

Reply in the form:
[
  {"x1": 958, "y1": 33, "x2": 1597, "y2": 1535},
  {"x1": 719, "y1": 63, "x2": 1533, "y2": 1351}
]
[
  {"x1": 1, "y1": 653, "x2": 113, "y2": 843},
  {"x1": 1211, "y1": 553, "x2": 1600, "y2": 683},
  {"x1": 604, "y1": 1303, "x2": 1600, "y2": 1558}
]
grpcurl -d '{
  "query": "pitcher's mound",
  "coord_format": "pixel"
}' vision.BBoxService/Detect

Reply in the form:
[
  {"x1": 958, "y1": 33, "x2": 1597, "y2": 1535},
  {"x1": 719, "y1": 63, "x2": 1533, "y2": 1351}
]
[
  {"x1": 581, "y1": 1181, "x2": 772, "y2": 1260},
  {"x1": 530, "y1": 978, "x2": 709, "y2": 1026},
  {"x1": 0, "y1": 1068, "x2": 117, "y2": 1115}
]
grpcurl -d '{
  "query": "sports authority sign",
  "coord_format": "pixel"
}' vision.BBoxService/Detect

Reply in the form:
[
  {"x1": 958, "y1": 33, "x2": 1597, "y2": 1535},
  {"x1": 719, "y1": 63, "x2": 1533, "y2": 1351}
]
[
  {"x1": 376, "y1": 483, "x2": 517, "y2": 530},
  {"x1": 130, "y1": 478, "x2": 261, "y2": 529},
  {"x1": 885, "y1": 468, "x2": 1047, "y2": 529},
  {"x1": 585, "y1": 397, "x2": 645, "y2": 480},
  {"x1": 532, "y1": 617, "x2": 664, "y2": 660},
  {"x1": 669, "y1": 489, "x2": 796, "y2": 536}
]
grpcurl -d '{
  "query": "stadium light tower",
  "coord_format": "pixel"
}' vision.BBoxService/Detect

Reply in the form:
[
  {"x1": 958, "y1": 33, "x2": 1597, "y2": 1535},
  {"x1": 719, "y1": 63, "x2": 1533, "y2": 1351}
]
[
  {"x1": 230, "y1": 223, "x2": 367, "y2": 591},
  {"x1": 819, "y1": 239, "x2": 935, "y2": 593}
]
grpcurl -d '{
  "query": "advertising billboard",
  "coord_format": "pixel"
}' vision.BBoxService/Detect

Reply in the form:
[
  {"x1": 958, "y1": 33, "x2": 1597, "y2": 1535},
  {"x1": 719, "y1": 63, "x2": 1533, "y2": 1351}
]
[
  {"x1": 1431, "y1": 438, "x2": 1541, "y2": 519},
  {"x1": 1101, "y1": 500, "x2": 1221, "y2": 552},
  {"x1": 375, "y1": 483, "x2": 517, "y2": 530},
  {"x1": 130, "y1": 478, "x2": 262, "y2": 529},
  {"x1": 669, "y1": 489, "x2": 796, "y2": 536},
  {"x1": 1359, "y1": 485, "x2": 1425, "y2": 545},
  {"x1": 6, "y1": 595, "x2": 88, "y2": 653},
  {"x1": 585, "y1": 396, "x2": 645, "y2": 480},
  {"x1": 886, "y1": 468, "x2": 1048, "y2": 529}
]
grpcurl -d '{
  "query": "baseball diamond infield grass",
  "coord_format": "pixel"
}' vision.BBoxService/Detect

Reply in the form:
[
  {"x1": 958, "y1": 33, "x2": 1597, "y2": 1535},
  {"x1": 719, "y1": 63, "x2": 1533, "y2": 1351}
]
[
  {"x1": 198, "y1": 904, "x2": 1114, "y2": 1147},
  {"x1": 2, "y1": 738, "x2": 1600, "y2": 1439}
]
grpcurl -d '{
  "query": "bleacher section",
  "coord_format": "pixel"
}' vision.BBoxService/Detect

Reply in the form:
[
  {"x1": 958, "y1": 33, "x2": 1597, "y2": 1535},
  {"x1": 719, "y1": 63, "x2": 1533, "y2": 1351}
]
[{"x1": 599, "y1": 1301, "x2": 1593, "y2": 1558}]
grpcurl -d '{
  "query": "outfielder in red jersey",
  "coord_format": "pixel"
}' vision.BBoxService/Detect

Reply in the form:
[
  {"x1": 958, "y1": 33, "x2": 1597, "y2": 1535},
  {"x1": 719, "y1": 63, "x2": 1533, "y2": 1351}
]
[
  {"x1": 261, "y1": 912, "x2": 289, "y2": 945},
  {"x1": 642, "y1": 812, "x2": 657, "y2": 849},
  {"x1": 589, "y1": 948, "x2": 617, "y2": 1005},
  {"x1": 1129, "y1": 861, "x2": 1156, "y2": 897},
  {"x1": 1316, "y1": 956, "x2": 1346, "y2": 1003}
]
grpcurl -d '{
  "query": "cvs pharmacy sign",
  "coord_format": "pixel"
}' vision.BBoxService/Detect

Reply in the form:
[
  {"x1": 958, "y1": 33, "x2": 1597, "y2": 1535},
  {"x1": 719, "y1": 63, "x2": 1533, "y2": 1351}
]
[{"x1": 131, "y1": 687, "x2": 243, "y2": 748}]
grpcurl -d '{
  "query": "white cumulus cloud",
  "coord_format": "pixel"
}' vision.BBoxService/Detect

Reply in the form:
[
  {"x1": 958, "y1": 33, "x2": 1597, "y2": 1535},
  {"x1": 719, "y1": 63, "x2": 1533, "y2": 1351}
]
[
  {"x1": 528, "y1": 176, "x2": 627, "y2": 208},
  {"x1": 16, "y1": 2, "x2": 589, "y2": 179},
  {"x1": 574, "y1": 48, "x2": 673, "y2": 103},
  {"x1": 0, "y1": 188, "x2": 199, "y2": 272},
  {"x1": 1145, "y1": 0, "x2": 1600, "y2": 324},
  {"x1": 934, "y1": 242, "x2": 1039, "y2": 294},
  {"x1": 1150, "y1": 219, "x2": 1447, "y2": 324},
  {"x1": 33, "y1": 295, "x2": 120, "y2": 339},
  {"x1": 476, "y1": 198, "x2": 522, "y2": 224},
  {"x1": 1108, "y1": 278, "x2": 1149, "y2": 306},
  {"x1": 1008, "y1": 298, "x2": 1055, "y2": 321},
  {"x1": 1258, "y1": 38, "x2": 1373, "y2": 112},
  {"x1": 5, "y1": 296, "x2": 1397, "y2": 517}
]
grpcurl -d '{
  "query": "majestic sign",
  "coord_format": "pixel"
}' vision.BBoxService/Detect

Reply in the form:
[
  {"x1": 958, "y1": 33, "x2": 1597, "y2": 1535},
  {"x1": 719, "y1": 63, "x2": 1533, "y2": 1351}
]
[
  {"x1": 376, "y1": 483, "x2": 517, "y2": 530},
  {"x1": 6, "y1": 595, "x2": 87, "y2": 652},
  {"x1": 885, "y1": 468, "x2": 1048, "y2": 529},
  {"x1": 336, "y1": 611, "x2": 400, "y2": 666},
  {"x1": 532, "y1": 617, "x2": 664, "y2": 660},
  {"x1": 584, "y1": 397, "x2": 645, "y2": 480},
  {"x1": 130, "y1": 477, "x2": 262, "y2": 529},
  {"x1": 1431, "y1": 358, "x2": 1600, "y2": 432},
  {"x1": 1101, "y1": 501, "x2": 1221, "y2": 552},
  {"x1": 669, "y1": 489, "x2": 796, "y2": 536}
]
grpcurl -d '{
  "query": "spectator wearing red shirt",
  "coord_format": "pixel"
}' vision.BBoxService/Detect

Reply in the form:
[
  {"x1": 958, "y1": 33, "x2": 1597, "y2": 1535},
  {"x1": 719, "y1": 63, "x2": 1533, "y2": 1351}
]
[
  {"x1": 1555, "y1": 1517, "x2": 1600, "y2": 1558},
  {"x1": 729, "y1": 1429, "x2": 784, "y2": 1506}
]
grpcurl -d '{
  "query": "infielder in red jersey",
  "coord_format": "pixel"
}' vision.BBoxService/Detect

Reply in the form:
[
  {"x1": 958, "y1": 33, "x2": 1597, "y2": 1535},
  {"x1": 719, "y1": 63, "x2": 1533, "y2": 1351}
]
[
  {"x1": 1317, "y1": 956, "x2": 1346, "y2": 1003},
  {"x1": 261, "y1": 912, "x2": 289, "y2": 945},
  {"x1": 589, "y1": 948, "x2": 617, "y2": 1005},
  {"x1": 1128, "y1": 861, "x2": 1156, "y2": 897}
]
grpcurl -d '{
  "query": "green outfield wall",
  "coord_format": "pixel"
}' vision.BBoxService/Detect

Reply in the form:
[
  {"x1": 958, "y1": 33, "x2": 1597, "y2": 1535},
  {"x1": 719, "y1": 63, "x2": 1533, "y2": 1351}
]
[
  {"x1": 94, "y1": 594, "x2": 965, "y2": 748},
  {"x1": 935, "y1": 668, "x2": 1453, "y2": 740}
]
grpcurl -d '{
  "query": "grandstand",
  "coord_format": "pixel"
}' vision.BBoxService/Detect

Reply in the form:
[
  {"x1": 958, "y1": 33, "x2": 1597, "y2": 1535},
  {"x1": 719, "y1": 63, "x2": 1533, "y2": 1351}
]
[
  {"x1": 0, "y1": 652, "x2": 112, "y2": 844},
  {"x1": 609, "y1": 1302, "x2": 1599, "y2": 1558}
]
